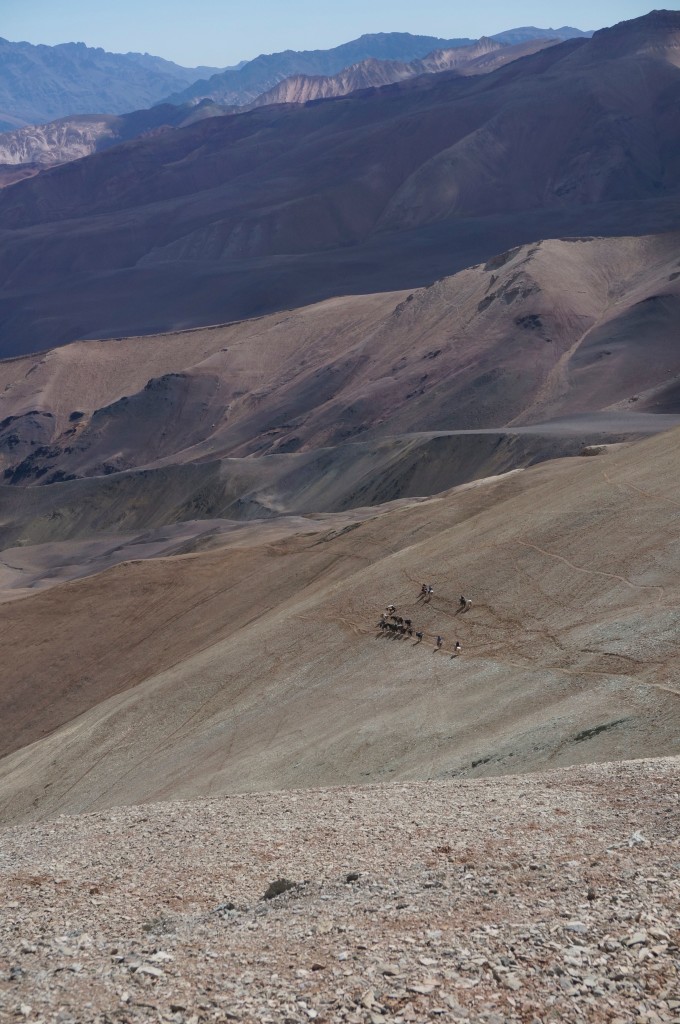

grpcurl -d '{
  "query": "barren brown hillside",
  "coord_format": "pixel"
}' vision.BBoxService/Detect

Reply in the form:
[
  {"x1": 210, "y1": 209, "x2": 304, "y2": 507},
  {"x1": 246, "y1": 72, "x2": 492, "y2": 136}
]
[
  {"x1": 2, "y1": 233, "x2": 679, "y2": 497},
  {"x1": 1, "y1": 425, "x2": 679, "y2": 826}
]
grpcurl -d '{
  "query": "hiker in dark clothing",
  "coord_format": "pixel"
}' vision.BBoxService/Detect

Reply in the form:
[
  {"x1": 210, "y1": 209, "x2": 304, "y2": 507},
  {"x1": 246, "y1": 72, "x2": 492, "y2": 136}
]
[
  {"x1": 415, "y1": 631, "x2": 424, "y2": 643},
  {"x1": 436, "y1": 635, "x2": 443, "y2": 649}
]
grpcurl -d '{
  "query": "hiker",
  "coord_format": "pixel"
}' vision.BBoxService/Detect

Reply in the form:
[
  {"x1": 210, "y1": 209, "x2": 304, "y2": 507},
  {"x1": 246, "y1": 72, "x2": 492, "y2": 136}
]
[
  {"x1": 415, "y1": 631, "x2": 424, "y2": 642},
  {"x1": 420, "y1": 583, "x2": 428, "y2": 598},
  {"x1": 459, "y1": 595, "x2": 466, "y2": 609},
  {"x1": 436, "y1": 635, "x2": 443, "y2": 649},
  {"x1": 453, "y1": 641, "x2": 462, "y2": 656}
]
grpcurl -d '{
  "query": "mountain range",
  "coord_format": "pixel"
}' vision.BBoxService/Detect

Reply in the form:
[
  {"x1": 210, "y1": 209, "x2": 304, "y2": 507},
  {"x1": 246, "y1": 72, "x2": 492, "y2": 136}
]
[
  {"x1": 0, "y1": 27, "x2": 591, "y2": 133},
  {"x1": 0, "y1": 12, "x2": 677, "y2": 357},
  {"x1": 0, "y1": 37, "x2": 562, "y2": 175},
  {"x1": 0, "y1": 37, "x2": 223, "y2": 130},
  {"x1": 249, "y1": 37, "x2": 559, "y2": 108},
  {"x1": 163, "y1": 27, "x2": 591, "y2": 108}
]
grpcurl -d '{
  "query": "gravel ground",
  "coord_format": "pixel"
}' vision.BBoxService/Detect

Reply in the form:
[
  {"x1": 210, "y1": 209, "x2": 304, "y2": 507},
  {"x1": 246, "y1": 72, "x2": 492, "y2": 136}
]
[{"x1": 1, "y1": 757, "x2": 679, "y2": 1024}]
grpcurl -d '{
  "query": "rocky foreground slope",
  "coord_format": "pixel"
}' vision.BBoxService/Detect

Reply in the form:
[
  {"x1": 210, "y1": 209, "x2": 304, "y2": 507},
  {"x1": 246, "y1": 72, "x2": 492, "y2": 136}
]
[{"x1": 0, "y1": 758, "x2": 678, "y2": 1022}]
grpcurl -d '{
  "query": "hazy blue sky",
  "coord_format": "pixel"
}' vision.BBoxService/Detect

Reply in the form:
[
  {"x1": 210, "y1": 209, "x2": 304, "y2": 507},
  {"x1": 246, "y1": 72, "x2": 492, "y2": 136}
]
[{"x1": 2, "y1": 1, "x2": 674, "y2": 67}]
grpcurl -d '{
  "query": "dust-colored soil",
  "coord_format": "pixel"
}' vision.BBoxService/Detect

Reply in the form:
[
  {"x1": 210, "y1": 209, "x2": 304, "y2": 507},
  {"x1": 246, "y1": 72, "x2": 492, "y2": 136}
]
[
  {"x1": 0, "y1": 757, "x2": 678, "y2": 1023},
  {"x1": 1, "y1": 427, "x2": 679, "y2": 825}
]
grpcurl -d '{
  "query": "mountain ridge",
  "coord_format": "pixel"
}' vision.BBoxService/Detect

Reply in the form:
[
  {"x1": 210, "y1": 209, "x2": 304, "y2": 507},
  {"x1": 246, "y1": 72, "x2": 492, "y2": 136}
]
[
  {"x1": 160, "y1": 26, "x2": 593, "y2": 108},
  {"x1": 249, "y1": 38, "x2": 559, "y2": 108},
  {"x1": 161, "y1": 31, "x2": 478, "y2": 106}
]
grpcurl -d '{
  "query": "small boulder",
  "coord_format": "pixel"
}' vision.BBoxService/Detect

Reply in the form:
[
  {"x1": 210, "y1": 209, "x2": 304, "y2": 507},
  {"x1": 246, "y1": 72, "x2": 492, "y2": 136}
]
[{"x1": 263, "y1": 878, "x2": 297, "y2": 900}]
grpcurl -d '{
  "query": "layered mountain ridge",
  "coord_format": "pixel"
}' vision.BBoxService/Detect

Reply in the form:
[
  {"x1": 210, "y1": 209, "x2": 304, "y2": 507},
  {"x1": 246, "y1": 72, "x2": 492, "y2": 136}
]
[
  {"x1": 161, "y1": 31, "x2": 479, "y2": 107},
  {"x1": 164, "y1": 26, "x2": 593, "y2": 108},
  {"x1": 250, "y1": 38, "x2": 559, "y2": 108}
]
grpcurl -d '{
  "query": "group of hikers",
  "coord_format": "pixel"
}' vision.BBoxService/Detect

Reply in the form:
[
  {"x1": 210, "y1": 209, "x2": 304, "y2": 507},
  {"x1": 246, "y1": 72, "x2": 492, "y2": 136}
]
[{"x1": 376, "y1": 585, "x2": 472, "y2": 658}]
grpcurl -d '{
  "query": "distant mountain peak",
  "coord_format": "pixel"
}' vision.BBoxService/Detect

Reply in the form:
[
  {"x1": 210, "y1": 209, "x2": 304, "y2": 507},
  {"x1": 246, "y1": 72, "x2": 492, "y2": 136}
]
[
  {"x1": 596, "y1": 7, "x2": 680, "y2": 34},
  {"x1": 583, "y1": 8, "x2": 680, "y2": 60},
  {"x1": 491, "y1": 25, "x2": 591, "y2": 45}
]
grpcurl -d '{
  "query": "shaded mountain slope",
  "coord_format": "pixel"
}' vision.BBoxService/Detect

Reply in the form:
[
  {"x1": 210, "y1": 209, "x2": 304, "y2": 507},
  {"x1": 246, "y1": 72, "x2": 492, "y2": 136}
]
[
  {"x1": 0, "y1": 13, "x2": 678, "y2": 354},
  {"x1": 0, "y1": 425, "x2": 679, "y2": 824},
  {"x1": 1, "y1": 233, "x2": 679, "y2": 494}
]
